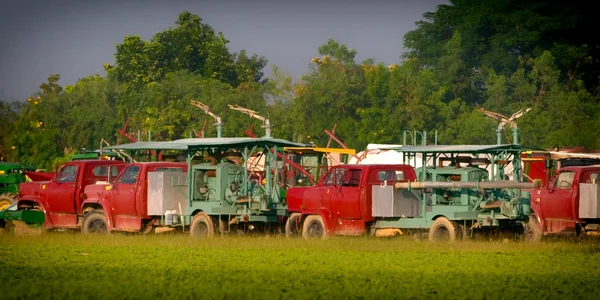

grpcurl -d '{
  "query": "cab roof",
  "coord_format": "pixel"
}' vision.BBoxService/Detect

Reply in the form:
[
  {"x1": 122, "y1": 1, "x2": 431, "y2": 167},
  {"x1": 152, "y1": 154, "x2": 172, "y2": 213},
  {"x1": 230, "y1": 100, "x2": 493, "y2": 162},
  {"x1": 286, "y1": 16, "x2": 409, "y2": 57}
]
[
  {"x1": 391, "y1": 144, "x2": 545, "y2": 154},
  {"x1": 105, "y1": 137, "x2": 306, "y2": 151}
]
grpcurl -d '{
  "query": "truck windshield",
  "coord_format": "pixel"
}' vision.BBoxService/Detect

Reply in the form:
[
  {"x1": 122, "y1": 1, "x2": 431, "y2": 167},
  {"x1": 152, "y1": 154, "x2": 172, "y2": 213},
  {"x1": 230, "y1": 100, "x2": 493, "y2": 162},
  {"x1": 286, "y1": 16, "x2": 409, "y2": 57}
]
[
  {"x1": 554, "y1": 171, "x2": 575, "y2": 189},
  {"x1": 57, "y1": 165, "x2": 78, "y2": 183},
  {"x1": 118, "y1": 166, "x2": 141, "y2": 184}
]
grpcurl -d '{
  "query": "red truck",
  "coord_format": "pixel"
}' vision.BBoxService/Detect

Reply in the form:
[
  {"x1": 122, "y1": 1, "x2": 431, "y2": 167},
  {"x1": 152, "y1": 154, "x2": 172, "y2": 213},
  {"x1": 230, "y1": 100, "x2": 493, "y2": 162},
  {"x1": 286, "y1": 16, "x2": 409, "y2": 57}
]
[
  {"x1": 16, "y1": 160, "x2": 126, "y2": 230},
  {"x1": 285, "y1": 164, "x2": 417, "y2": 238},
  {"x1": 81, "y1": 162, "x2": 188, "y2": 234},
  {"x1": 529, "y1": 165, "x2": 600, "y2": 239}
]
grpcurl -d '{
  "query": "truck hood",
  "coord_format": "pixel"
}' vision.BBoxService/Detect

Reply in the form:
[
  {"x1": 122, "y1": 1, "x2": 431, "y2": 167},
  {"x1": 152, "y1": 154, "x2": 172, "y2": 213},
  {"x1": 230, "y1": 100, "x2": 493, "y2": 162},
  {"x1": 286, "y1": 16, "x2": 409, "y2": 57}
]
[
  {"x1": 83, "y1": 183, "x2": 111, "y2": 201},
  {"x1": 23, "y1": 171, "x2": 55, "y2": 181},
  {"x1": 286, "y1": 186, "x2": 312, "y2": 212},
  {"x1": 18, "y1": 181, "x2": 49, "y2": 199}
]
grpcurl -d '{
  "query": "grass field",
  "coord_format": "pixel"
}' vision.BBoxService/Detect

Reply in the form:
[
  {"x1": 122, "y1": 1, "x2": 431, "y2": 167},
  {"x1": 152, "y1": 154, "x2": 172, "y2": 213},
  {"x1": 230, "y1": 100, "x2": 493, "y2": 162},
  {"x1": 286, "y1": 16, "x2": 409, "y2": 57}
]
[{"x1": 1, "y1": 234, "x2": 600, "y2": 299}]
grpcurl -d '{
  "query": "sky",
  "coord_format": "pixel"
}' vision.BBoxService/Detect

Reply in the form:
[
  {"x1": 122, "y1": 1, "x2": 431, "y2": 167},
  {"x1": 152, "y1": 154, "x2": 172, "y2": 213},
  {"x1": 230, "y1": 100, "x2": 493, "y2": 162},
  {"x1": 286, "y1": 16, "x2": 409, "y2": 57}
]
[{"x1": 0, "y1": 0, "x2": 449, "y2": 101}]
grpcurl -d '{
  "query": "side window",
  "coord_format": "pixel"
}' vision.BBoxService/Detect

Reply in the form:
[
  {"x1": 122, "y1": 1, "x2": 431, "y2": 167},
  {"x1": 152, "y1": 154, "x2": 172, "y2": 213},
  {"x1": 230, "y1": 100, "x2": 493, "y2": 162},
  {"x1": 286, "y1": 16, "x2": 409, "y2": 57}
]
[
  {"x1": 93, "y1": 165, "x2": 119, "y2": 177},
  {"x1": 377, "y1": 170, "x2": 395, "y2": 182},
  {"x1": 581, "y1": 171, "x2": 600, "y2": 184},
  {"x1": 93, "y1": 166, "x2": 107, "y2": 176},
  {"x1": 57, "y1": 165, "x2": 78, "y2": 183},
  {"x1": 555, "y1": 171, "x2": 575, "y2": 189},
  {"x1": 118, "y1": 166, "x2": 141, "y2": 184},
  {"x1": 395, "y1": 170, "x2": 405, "y2": 181}
]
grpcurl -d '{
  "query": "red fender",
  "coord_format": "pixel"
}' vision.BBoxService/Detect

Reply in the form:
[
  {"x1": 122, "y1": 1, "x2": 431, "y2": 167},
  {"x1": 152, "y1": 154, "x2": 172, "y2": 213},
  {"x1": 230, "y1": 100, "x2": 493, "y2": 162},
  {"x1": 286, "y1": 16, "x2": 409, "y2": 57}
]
[
  {"x1": 81, "y1": 200, "x2": 115, "y2": 231},
  {"x1": 303, "y1": 208, "x2": 335, "y2": 236}
]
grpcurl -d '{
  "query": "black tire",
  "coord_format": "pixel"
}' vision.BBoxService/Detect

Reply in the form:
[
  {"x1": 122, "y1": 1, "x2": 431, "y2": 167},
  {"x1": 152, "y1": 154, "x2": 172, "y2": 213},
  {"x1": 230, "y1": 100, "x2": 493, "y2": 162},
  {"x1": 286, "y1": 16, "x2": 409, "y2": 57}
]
[
  {"x1": 285, "y1": 213, "x2": 302, "y2": 237},
  {"x1": 190, "y1": 212, "x2": 216, "y2": 238},
  {"x1": 0, "y1": 193, "x2": 16, "y2": 211},
  {"x1": 429, "y1": 217, "x2": 462, "y2": 242},
  {"x1": 523, "y1": 215, "x2": 542, "y2": 242},
  {"x1": 81, "y1": 211, "x2": 108, "y2": 234},
  {"x1": 302, "y1": 215, "x2": 327, "y2": 239},
  {"x1": 1, "y1": 220, "x2": 15, "y2": 235}
]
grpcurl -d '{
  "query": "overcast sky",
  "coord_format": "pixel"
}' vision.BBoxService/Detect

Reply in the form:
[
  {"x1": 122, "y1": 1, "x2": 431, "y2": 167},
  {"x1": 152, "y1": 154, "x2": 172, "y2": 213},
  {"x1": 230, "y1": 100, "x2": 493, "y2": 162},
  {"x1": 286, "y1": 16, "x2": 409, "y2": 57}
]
[{"x1": 0, "y1": 0, "x2": 448, "y2": 101}]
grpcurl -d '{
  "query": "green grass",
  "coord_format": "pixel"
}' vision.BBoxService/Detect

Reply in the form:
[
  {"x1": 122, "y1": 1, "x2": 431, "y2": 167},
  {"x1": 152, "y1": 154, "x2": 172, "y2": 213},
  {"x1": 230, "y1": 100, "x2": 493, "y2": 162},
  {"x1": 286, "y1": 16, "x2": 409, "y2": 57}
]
[{"x1": 1, "y1": 234, "x2": 600, "y2": 299}]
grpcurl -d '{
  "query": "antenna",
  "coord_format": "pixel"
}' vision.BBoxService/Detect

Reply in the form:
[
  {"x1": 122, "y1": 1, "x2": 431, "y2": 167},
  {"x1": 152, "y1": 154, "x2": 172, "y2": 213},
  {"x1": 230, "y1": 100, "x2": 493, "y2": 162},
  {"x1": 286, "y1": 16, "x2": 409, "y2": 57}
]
[
  {"x1": 228, "y1": 104, "x2": 271, "y2": 138},
  {"x1": 191, "y1": 100, "x2": 223, "y2": 138},
  {"x1": 476, "y1": 107, "x2": 531, "y2": 145}
]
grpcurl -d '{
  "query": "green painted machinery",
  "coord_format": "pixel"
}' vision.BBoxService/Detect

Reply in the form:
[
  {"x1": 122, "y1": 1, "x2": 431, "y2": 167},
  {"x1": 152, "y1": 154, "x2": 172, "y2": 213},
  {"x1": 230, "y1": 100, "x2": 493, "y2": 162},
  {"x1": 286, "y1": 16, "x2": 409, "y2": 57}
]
[
  {"x1": 371, "y1": 144, "x2": 543, "y2": 241},
  {"x1": 105, "y1": 137, "x2": 306, "y2": 237},
  {"x1": 0, "y1": 162, "x2": 36, "y2": 210}
]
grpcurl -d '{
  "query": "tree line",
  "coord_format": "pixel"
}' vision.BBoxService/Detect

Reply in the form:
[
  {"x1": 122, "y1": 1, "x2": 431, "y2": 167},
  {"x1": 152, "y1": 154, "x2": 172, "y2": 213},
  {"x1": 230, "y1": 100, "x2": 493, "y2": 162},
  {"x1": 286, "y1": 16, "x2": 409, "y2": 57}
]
[{"x1": 2, "y1": 1, "x2": 599, "y2": 169}]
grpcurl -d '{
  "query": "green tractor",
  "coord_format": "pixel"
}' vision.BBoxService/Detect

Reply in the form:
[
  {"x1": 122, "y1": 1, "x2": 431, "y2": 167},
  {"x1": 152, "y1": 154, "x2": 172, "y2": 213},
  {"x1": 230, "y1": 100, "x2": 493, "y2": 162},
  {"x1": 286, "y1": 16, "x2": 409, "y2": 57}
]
[{"x1": 0, "y1": 162, "x2": 36, "y2": 210}]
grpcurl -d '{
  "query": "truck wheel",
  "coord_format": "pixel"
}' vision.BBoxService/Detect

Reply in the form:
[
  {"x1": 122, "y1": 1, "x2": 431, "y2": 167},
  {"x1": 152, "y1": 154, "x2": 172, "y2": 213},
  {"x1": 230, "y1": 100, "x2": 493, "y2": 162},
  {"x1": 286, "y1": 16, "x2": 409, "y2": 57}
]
[
  {"x1": 190, "y1": 213, "x2": 216, "y2": 238},
  {"x1": 429, "y1": 217, "x2": 462, "y2": 242},
  {"x1": 302, "y1": 215, "x2": 327, "y2": 239},
  {"x1": 285, "y1": 213, "x2": 302, "y2": 237},
  {"x1": 0, "y1": 193, "x2": 16, "y2": 211},
  {"x1": 82, "y1": 211, "x2": 108, "y2": 234},
  {"x1": 523, "y1": 215, "x2": 542, "y2": 242}
]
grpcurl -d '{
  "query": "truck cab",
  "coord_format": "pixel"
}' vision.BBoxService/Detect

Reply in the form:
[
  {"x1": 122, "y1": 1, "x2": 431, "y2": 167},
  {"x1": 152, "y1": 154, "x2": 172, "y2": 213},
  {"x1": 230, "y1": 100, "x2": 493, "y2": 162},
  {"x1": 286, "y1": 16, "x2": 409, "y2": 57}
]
[
  {"x1": 531, "y1": 166, "x2": 600, "y2": 237},
  {"x1": 81, "y1": 162, "x2": 187, "y2": 233},
  {"x1": 16, "y1": 160, "x2": 126, "y2": 229},
  {"x1": 285, "y1": 164, "x2": 417, "y2": 238}
]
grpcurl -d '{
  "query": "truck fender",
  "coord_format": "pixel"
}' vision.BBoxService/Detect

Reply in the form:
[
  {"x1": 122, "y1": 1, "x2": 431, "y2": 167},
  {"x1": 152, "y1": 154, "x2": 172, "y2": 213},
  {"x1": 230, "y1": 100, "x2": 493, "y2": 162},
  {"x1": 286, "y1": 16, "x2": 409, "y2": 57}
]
[
  {"x1": 16, "y1": 199, "x2": 50, "y2": 227},
  {"x1": 528, "y1": 201, "x2": 545, "y2": 231},
  {"x1": 81, "y1": 199, "x2": 115, "y2": 231},
  {"x1": 532, "y1": 213, "x2": 544, "y2": 233},
  {"x1": 302, "y1": 208, "x2": 334, "y2": 236}
]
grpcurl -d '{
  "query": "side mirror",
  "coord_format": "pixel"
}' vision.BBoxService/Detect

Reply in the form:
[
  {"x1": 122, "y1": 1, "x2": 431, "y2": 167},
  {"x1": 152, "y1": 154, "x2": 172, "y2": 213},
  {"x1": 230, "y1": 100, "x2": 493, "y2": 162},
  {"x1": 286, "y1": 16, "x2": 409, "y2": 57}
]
[{"x1": 544, "y1": 155, "x2": 552, "y2": 170}]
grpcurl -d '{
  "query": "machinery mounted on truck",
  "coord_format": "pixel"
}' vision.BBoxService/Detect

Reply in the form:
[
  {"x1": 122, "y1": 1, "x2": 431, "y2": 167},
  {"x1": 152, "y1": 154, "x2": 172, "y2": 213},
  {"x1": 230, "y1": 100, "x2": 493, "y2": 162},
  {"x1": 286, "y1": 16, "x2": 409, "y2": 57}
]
[
  {"x1": 286, "y1": 144, "x2": 542, "y2": 241},
  {"x1": 98, "y1": 137, "x2": 306, "y2": 237},
  {"x1": 1, "y1": 160, "x2": 127, "y2": 232}
]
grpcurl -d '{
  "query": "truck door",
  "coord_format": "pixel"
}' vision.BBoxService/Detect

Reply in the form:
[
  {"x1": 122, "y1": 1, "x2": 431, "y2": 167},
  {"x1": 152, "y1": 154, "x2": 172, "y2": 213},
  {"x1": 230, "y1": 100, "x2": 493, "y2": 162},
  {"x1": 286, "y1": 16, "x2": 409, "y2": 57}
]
[
  {"x1": 329, "y1": 168, "x2": 362, "y2": 219},
  {"x1": 46, "y1": 164, "x2": 79, "y2": 215},
  {"x1": 112, "y1": 165, "x2": 141, "y2": 216},
  {"x1": 540, "y1": 170, "x2": 576, "y2": 222}
]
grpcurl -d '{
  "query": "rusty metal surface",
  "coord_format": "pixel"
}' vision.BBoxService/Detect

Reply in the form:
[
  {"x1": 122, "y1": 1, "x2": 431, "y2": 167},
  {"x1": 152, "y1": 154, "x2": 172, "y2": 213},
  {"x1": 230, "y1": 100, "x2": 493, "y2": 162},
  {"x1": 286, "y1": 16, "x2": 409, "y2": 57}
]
[
  {"x1": 389, "y1": 144, "x2": 545, "y2": 153},
  {"x1": 394, "y1": 180, "x2": 541, "y2": 190},
  {"x1": 106, "y1": 137, "x2": 306, "y2": 151}
]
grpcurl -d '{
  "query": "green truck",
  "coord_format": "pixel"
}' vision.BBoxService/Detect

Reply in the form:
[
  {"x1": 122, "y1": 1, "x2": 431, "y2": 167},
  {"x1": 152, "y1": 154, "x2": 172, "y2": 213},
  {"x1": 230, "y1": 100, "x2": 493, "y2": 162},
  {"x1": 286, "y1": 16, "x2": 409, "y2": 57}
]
[{"x1": 80, "y1": 137, "x2": 307, "y2": 236}]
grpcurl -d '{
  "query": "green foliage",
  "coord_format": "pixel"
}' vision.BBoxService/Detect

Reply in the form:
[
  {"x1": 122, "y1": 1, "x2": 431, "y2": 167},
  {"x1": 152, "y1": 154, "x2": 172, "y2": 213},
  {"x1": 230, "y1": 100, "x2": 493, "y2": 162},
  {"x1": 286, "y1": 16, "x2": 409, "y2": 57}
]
[
  {"x1": 105, "y1": 11, "x2": 267, "y2": 89},
  {"x1": 4, "y1": 3, "x2": 600, "y2": 167}
]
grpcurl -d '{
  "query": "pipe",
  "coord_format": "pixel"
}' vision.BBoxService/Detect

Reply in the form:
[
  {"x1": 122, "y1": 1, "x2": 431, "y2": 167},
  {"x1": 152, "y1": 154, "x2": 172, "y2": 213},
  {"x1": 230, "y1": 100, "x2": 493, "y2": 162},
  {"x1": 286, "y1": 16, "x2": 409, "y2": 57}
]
[
  {"x1": 264, "y1": 119, "x2": 271, "y2": 138},
  {"x1": 394, "y1": 180, "x2": 542, "y2": 190}
]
